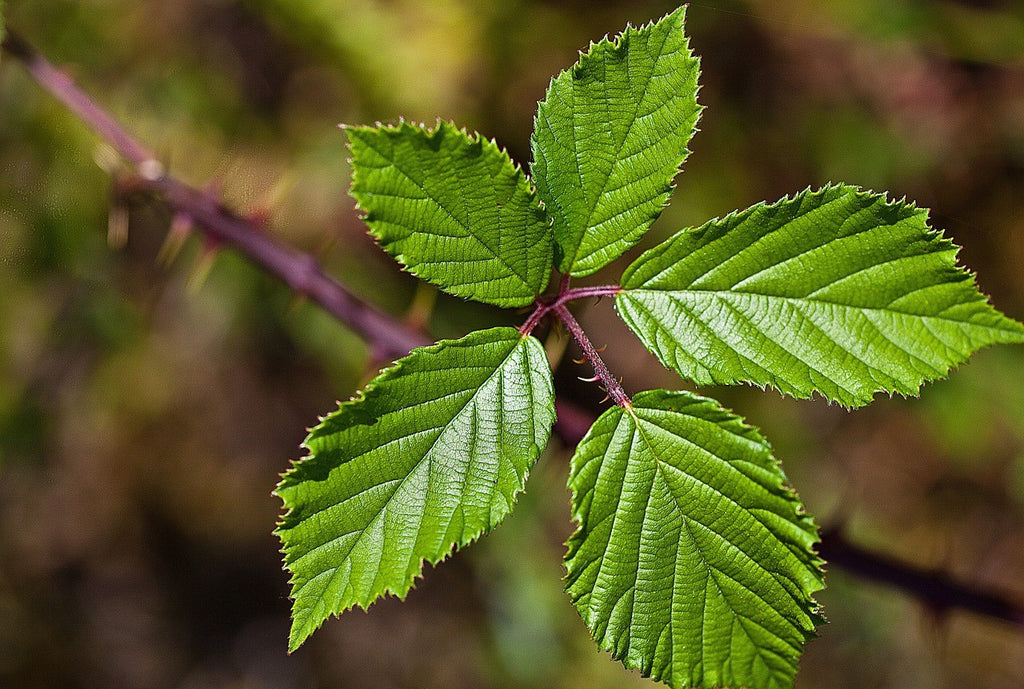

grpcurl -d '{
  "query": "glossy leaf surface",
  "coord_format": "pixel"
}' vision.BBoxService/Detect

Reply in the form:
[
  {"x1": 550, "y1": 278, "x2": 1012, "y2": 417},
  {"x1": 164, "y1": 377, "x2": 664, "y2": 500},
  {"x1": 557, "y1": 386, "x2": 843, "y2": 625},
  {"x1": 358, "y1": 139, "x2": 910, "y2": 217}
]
[
  {"x1": 347, "y1": 121, "x2": 552, "y2": 306},
  {"x1": 531, "y1": 5, "x2": 701, "y2": 277},
  {"x1": 277, "y1": 327, "x2": 555, "y2": 651},
  {"x1": 617, "y1": 185, "x2": 1024, "y2": 407}
]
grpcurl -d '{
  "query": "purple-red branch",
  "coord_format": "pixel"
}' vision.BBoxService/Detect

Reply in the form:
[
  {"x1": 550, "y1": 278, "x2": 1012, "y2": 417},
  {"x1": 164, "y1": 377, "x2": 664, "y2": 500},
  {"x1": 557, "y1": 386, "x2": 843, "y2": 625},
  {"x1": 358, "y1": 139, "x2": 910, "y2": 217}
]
[
  {"x1": 562, "y1": 285, "x2": 623, "y2": 302},
  {"x1": 5, "y1": 28, "x2": 1024, "y2": 631},
  {"x1": 141, "y1": 178, "x2": 430, "y2": 359},
  {"x1": 519, "y1": 283, "x2": 621, "y2": 336},
  {"x1": 519, "y1": 282, "x2": 625, "y2": 406},
  {"x1": 2, "y1": 31, "x2": 153, "y2": 167},
  {"x1": 1, "y1": 30, "x2": 428, "y2": 361},
  {"x1": 552, "y1": 303, "x2": 631, "y2": 408}
]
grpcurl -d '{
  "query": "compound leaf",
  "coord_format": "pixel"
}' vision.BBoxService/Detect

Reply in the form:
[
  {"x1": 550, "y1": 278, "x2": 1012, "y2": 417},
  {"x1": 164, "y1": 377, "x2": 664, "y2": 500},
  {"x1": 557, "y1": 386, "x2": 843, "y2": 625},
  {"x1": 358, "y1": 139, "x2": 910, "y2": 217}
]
[
  {"x1": 566, "y1": 390, "x2": 823, "y2": 689},
  {"x1": 617, "y1": 185, "x2": 1024, "y2": 407},
  {"x1": 276, "y1": 327, "x2": 555, "y2": 651},
  {"x1": 347, "y1": 121, "x2": 553, "y2": 307},
  {"x1": 531, "y1": 5, "x2": 701, "y2": 277}
]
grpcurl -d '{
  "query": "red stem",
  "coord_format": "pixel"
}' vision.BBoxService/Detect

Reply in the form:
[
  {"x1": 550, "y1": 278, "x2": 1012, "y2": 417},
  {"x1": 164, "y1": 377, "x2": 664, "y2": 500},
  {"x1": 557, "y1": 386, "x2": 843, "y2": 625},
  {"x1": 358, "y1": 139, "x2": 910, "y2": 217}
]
[
  {"x1": 7, "y1": 28, "x2": 1024, "y2": 630},
  {"x1": 1, "y1": 30, "x2": 428, "y2": 361},
  {"x1": 552, "y1": 303, "x2": 630, "y2": 408},
  {"x1": 518, "y1": 302, "x2": 549, "y2": 336},
  {"x1": 561, "y1": 284, "x2": 622, "y2": 302},
  {"x1": 518, "y1": 283, "x2": 621, "y2": 337}
]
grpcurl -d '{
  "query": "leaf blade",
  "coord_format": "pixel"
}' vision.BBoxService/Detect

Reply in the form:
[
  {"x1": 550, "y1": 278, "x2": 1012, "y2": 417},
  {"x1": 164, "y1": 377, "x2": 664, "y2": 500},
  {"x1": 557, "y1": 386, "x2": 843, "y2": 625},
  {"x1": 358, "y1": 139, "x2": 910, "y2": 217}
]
[
  {"x1": 276, "y1": 327, "x2": 555, "y2": 651},
  {"x1": 566, "y1": 390, "x2": 822, "y2": 689},
  {"x1": 531, "y1": 5, "x2": 702, "y2": 276},
  {"x1": 617, "y1": 185, "x2": 1024, "y2": 407},
  {"x1": 347, "y1": 121, "x2": 553, "y2": 307}
]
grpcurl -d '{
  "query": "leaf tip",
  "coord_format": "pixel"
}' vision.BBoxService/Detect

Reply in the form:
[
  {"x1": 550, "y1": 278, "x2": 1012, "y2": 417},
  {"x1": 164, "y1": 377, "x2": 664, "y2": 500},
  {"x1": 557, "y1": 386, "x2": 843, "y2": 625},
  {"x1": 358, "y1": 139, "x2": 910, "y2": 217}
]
[{"x1": 286, "y1": 614, "x2": 316, "y2": 655}]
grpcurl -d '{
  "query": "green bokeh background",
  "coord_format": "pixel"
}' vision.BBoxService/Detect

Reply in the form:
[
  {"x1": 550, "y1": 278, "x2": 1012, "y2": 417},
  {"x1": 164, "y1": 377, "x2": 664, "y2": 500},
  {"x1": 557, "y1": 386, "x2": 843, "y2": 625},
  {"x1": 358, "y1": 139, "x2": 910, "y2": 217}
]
[{"x1": 2, "y1": 1, "x2": 1023, "y2": 687}]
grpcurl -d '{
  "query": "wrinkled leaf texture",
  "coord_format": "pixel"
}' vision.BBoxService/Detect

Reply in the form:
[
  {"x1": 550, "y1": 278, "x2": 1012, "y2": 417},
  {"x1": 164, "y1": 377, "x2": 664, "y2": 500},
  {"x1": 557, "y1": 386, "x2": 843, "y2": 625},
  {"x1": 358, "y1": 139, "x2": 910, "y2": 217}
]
[
  {"x1": 617, "y1": 185, "x2": 1024, "y2": 407},
  {"x1": 277, "y1": 327, "x2": 555, "y2": 651},
  {"x1": 347, "y1": 121, "x2": 553, "y2": 307},
  {"x1": 531, "y1": 5, "x2": 702, "y2": 277},
  {"x1": 566, "y1": 390, "x2": 823, "y2": 689}
]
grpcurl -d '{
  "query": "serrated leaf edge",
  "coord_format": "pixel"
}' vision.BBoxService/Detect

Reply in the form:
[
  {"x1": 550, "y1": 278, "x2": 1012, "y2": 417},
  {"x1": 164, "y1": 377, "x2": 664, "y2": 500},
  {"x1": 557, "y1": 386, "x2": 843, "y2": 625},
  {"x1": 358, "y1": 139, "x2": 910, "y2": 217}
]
[
  {"x1": 531, "y1": 5, "x2": 705, "y2": 277},
  {"x1": 617, "y1": 183, "x2": 1024, "y2": 407},
  {"x1": 565, "y1": 389, "x2": 825, "y2": 689},
  {"x1": 275, "y1": 328, "x2": 554, "y2": 651},
  {"x1": 344, "y1": 119, "x2": 554, "y2": 305}
]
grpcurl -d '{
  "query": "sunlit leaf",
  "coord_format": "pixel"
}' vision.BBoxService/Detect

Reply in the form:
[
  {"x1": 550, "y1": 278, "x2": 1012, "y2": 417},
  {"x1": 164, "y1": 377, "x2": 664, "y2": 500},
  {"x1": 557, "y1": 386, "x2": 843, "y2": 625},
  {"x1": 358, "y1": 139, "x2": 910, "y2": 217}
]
[
  {"x1": 347, "y1": 121, "x2": 553, "y2": 307},
  {"x1": 277, "y1": 327, "x2": 555, "y2": 651},
  {"x1": 531, "y1": 5, "x2": 701, "y2": 277},
  {"x1": 617, "y1": 185, "x2": 1024, "y2": 407}
]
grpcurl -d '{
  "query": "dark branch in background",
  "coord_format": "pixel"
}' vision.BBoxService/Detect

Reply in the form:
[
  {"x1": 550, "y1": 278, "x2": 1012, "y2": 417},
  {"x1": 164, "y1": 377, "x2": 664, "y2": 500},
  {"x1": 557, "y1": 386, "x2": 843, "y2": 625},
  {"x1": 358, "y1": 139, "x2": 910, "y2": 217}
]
[
  {"x1": 818, "y1": 530, "x2": 1024, "y2": 626},
  {"x1": 141, "y1": 178, "x2": 429, "y2": 359},
  {"x1": 4, "y1": 29, "x2": 1024, "y2": 631},
  {"x1": 1, "y1": 30, "x2": 428, "y2": 361}
]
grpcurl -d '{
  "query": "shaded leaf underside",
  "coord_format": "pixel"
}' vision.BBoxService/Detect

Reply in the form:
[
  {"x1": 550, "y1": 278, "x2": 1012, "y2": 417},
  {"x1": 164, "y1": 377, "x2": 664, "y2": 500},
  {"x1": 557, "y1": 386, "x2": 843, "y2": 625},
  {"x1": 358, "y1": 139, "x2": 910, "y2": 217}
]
[
  {"x1": 566, "y1": 390, "x2": 823, "y2": 689},
  {"x1": 276, "y1": 327, "x2": 555, "y2": 651},
  {"x1": 617, "y1": 185, "x2": 1024, "y2": 407}
]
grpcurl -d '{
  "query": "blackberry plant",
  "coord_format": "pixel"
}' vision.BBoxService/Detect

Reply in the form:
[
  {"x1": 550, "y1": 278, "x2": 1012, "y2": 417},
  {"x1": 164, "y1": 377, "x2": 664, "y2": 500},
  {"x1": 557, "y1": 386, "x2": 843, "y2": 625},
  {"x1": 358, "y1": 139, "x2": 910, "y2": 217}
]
[{"x1": 274, "y1": 6, "x2": 1024, "y2": 689}]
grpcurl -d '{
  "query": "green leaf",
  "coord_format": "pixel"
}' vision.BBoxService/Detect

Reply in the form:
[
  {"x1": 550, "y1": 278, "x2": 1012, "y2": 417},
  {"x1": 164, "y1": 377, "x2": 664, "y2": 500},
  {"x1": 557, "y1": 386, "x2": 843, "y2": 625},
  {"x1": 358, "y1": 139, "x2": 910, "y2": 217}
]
[
  {"x1": 347, "y1": 121, "x2": 553, "y2": 307},
  {"x1": 276, "y1": 327, "x2": 555, "y2": 651},
  {"x1": 531, "y1": 5, "x2": 702, "y2": 277},
  {"x1": 617, "y1": 185, "x2": 1024, "y2": 407},
  {"x1": 566, "y1": 390, "x2": 822, "y2": 689}
]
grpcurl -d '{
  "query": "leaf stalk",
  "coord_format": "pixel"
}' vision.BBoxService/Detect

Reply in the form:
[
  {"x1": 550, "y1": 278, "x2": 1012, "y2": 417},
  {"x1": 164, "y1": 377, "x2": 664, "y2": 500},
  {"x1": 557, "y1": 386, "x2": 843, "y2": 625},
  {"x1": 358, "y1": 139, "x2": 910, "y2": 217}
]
[{"x1": 552, "y1": 303, "x2": 630, "y2": 408}]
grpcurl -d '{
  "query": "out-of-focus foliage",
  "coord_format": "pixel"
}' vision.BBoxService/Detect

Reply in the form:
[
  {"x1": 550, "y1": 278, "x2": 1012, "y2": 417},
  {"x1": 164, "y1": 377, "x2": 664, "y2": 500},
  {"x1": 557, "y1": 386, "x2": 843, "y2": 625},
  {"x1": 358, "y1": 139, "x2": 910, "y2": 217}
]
[{"x1": 1, "y1": 1, "x2": 1023, "y2": 688}]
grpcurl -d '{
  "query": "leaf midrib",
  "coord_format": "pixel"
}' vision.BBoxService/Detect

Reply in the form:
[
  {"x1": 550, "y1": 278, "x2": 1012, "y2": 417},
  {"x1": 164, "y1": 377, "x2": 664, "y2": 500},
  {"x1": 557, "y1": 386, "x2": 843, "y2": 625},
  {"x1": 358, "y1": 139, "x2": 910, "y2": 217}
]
[
  {"x1": 633, "y1": 415, "x2": 806, "y2": 603},
  {"x1": 621, "y1": 286, "x2": 1018, "y2": 333},
  {"x1": 289, "y1": 339, "x2": 526, "y2": 600},
  {"x1": 568, "y1": 24, "x2": 674, "y2": 272},
  {"x1": 621, "y1": 188, "x2": 884, "y2": 289}
]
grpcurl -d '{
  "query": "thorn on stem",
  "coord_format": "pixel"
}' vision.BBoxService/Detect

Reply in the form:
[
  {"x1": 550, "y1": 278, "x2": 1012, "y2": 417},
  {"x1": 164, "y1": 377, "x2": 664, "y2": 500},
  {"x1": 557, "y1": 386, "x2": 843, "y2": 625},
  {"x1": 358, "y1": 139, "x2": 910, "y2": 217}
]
[
  {"x1": 187, "y1": 239, "x2": 221, "y2": 291},
  {"x1": 158, "y1": 212, "x2": 194, "y2": 266},
  {"x1": 107, "y1": 203, "x2": 129, "y2": 249},
  {"x1": 246, "y1": 207, "x2": 272, "y2": 231},
  {"x1": 93, "y1": 143, "x2": 121, "y2": 174}
]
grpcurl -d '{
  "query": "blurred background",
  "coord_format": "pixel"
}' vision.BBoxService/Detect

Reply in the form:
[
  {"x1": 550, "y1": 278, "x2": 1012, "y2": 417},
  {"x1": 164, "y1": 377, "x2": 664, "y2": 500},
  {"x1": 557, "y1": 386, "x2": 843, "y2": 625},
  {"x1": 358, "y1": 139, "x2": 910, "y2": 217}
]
[{"x1": 2, "y1": 0, "x2": 1024, "y2": 687}]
